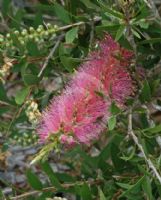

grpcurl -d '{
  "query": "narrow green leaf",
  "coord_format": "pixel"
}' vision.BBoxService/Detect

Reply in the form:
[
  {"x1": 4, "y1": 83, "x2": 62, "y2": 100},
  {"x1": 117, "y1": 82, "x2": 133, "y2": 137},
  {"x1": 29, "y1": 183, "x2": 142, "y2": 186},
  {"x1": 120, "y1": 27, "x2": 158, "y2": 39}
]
[
  {"x1": 41, "y1": 162, "x2": 62, "y2": 189},
  {"x1": 26, "y1": 170, "x2": 43, "y2": 190},
  {"x1": 119, "y1": 176, "x2": 145, "y2": 197},
  {"x1": 139, "y1": 38, "x2": 161, "y2": 44},
  {"x1": 109, "y1": 102, "x2": 121, "y2": 115},
  {"x1": 140, "y1": 80, "x2": 151, "y2": 103},
  {"x1": 98, "y1": 1, "x2": 124, "y2": 19},
  {"x1": 108, "y1": 116, "x2": 116, "y2": 131},
  {"x1": 80, "y1": 0, "x2": 99, "y2": 10},
  {"x1": 131, "y1": 28, "x2": 141, "y2": 39},
  {"x1": 81, "y1": 183, "x2": 92, "y2": 200},
  {"x1": 143, "y1": 124, "x2": 161, "y2": 135},
  {"x1": 115, "y1": 25, "x2": 125, "y2": 41},
  {"x1": 53, "y1": 2, "x2": 71, "y2": 24},
  {"x1": 15, "y1": 87, "x2": 30, "y2": 105},
  {"x1": 99, "y1": 188, "x2": 106, "y2": 200},
  {"x1": 0, "y1": 83, "x2": 9, "y2": 102},
  {"x1": 120, "y1": 146, "x2": 136, "y2": 161},
  {"x1": 142, "y1": 176, "x2": 154, "y2": 200},
  {"x1": 65, "y1": 27, "x2": 78, "y2": 43},
  {"x1": 23, "y1": 74, "x2": 40, "y2": 85}
]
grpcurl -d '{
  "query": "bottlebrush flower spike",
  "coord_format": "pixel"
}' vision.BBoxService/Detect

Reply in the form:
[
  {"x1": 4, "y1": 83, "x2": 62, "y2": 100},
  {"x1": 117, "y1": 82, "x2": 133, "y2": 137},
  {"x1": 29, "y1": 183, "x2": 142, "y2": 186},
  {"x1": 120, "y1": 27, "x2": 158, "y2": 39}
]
[{"x1": 37, "y1": 34, "x2": 135, "y2": 146}]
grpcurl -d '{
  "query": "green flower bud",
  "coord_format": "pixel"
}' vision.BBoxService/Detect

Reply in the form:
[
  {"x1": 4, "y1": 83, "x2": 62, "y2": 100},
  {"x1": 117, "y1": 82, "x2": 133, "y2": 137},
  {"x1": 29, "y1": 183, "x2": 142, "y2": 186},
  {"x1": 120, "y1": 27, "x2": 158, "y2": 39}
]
[
  {"x1": 21, "y1": 29, "x2": 28, "y2": 36},
  {"x1": 47, "y1": 23, "x2": 52, "y2": 29},
  {"x1": 37, "y1": 28, "x2": 42, "y2": 33},
  {"x1": 6, "y1": 42, "x2": 10, "y2": 47},
  {"x1": 29, "y1": 27, "x2": 35, "y2": 32},
  {"x1": 34, "y1": 37, "x2": 39, "y2": 42},
  {"x1": 14, "y1": 30, "x2": 20, "y2": 35},
  {"x1": 0, "y1": 37, "x2": 4, "y2": 42},
  {"x1": 20, "y1": 40, "x2": 25, "y2": 45},
  {"x1": 38, "y1": 25, "x2": 43, "y2": 29},
  {"x1": 6, "y1": 33, "x2": 11, "y2": 39},
  {"x1": 44, "y1": 31, "x2": 49, "y2": 36},
  {"x1": 24, "y1": 133, "x2": 28, "y2": 138},
  {"x1": 54, "y1": 25, "x2": 58, "y2": 30},
  {"x1": 29, "y1": 35, "x2": 34, "y2": 40}
]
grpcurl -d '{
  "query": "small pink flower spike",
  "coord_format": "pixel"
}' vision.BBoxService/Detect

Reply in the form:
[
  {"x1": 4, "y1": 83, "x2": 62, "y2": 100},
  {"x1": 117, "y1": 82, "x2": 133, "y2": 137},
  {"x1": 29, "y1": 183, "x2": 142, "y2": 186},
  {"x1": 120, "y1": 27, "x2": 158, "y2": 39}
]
[{"x1": 37, "y1": 34, "x2": 135, "y2": 146}]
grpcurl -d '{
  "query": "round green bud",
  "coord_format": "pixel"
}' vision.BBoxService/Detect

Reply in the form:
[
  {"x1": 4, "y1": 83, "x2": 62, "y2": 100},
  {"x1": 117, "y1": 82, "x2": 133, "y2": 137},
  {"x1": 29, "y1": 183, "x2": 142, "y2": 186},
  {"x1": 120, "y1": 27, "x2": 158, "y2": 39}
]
[
  {"x1": 21, "y1": 29, "x2": 28, "y2": 36},
  {"x1": 20, "y1": 40, "x2": 25, "y2": 45},
  {"x1": 37, "y1": 28, "x2": 42, "y2": 33},
  {"x1": 38, "y1": 25, "x2": 44, "y2": 30},
  {"x1": 54, "y1": 25, "x2": 58, "y2": 30},
  {"x1": 6, "y1": 33, "x2": 11, "y2": 38},
  {"x1": 29, "y1": 35, "x2": 34, "y2": 40},
  {"x1": 24, "y1": 133, "x2": 28, "y2": 138},
  {"x1": 29, "y1": 27, "x2": 35, "y2": 32},
  {"x1": 33, "y1": 134, "x2": 38, "y2": 139},
  {"x1": 14, "y1": 135, "x2": 18, "y2": 139},
  {"x1": 34, "y1": 37, "x2": 39, "y2": 42},
  {"x1": 23, "y1": 141, "x2": 27, "y2": 146},
  {"x1": 6, "y1": 42, "x2": 10, "y2": 47},
  {"x1": 14, "y1": 30, "x2": 20, "y2": 35},
  {"x1": 18, "y1": 138, "x2": 22, "y2": 143},
  {"x1": 47, "y1": 23, "x2": 52, "y2": 28},
  {"x1": 0, "y1": 37, "x2": 4, "y2": 42},
  {"x1": 28, "y1": 139, "x2": 32, "y2": 143},
  {"x1": 44, "y1": 31, "x2": 49, "y2": 36}
]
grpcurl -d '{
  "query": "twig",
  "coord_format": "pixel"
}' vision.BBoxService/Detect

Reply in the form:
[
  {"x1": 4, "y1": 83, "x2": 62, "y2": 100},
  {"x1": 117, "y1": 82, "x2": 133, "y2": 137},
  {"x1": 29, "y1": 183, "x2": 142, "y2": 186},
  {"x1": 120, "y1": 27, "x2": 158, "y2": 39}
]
[
  {"x1": 10, "y1": 179, "x2": 102, "y2": 200},
  {"x1": 89, "y1": 17, "x2": 95, "y2": 50},
  {"x1": 57, "y1": 16, "x2": 101, "y2": 32},
  {"x1": 38, "y1": 35, "x2": 64, "y2": 78},
  {"x1": 128, "y1": 108, "x2": 161, "y2": 184}
]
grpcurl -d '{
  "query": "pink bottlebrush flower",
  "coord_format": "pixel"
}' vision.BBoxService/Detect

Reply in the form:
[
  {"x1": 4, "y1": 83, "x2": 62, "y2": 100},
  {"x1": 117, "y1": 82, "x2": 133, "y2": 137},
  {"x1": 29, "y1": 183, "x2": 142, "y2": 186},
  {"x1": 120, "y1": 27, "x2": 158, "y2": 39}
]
[{"x1": 37, "y1": 34, "x2": 135, "y2": 146}]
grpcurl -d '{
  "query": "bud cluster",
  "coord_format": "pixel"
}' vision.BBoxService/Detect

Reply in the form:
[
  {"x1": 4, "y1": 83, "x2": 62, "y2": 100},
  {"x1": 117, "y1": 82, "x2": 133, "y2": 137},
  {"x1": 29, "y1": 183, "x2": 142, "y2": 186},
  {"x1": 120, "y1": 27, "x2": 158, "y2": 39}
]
[
  {"x1": 0, "y1": 24, "x2": 58, "y2": 53},
  {"x1": 0, "y1": 57, "x2": 15, "y2": 83},
  {"x1": 25, "y1": 100, "x2": 41, "y2": 125},
  {"x1": 12, "y1": 131, "x2": 38, "y2": 146}
]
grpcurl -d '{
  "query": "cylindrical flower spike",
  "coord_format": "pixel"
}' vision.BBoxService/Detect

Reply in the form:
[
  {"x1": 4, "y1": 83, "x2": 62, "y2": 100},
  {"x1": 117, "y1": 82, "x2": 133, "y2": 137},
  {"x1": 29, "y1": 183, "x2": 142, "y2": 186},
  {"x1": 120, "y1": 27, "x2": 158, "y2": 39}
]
[{"x1": 37, "y1": 34, "x2": 135, "y2": 146}]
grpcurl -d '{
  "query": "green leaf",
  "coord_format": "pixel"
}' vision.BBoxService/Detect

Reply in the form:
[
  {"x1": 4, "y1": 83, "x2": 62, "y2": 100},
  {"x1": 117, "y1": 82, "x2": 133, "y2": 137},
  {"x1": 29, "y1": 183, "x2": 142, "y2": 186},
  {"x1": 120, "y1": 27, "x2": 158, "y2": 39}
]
[
  {"x1": 60, "y1": 56, "x2": 80, "y2": 72},
  {"x1": 131, "y1": 28, "x2": 141, "y2": 39},
  {"x1": 108, "y1": 116, "x2": 116, "y2": 131},
  {"x1": 116, "y1": 182, "x2": 131, "y2": 189},
  {"x1": 140, "y1": 80, "x2": 151, "y2": 103},
  {"x1": 23, "y1": 74, "x2": 40, "y2": 86},
  {"x1": 65, "y1": 27, "x2": 78, "y2": 43},
  {"x1": 80, "y1": 0, "x2": 99, "y2": 10},
  {"x1": 53, "y1": 2, "x2": 71, "y2": 24},
  {"x1": 0, "y1": 83, "x2": 9, "y2": 102},
  {"x1": 99, "y1": 188, "x2": 106, "y2": 200},
  {"x1": 80, "y1": 183, "x2": 92, "y2": 200},
  {"x1": 142, "y1": 176, "x2": 154, "y2": 200},
  {"x1": 143, "y1": 124, "x2": 161, "y2": 135},
  {"x1": 15, "y1": 87, "x2": 30, "y2": 105},
  {"x1": 26, "y1": 169, "x2": 43, "y2": 190},
  {"x1": 115, "y1": 25, "x2": 125, "y2": 41},
  {"x1": 109, "y1": 102, "x2": 121, "y2": 115},
  {"x1": 41, "y1": 161, "x2": 62, "y2": 189},
  {"x1": 120, "y1": 146, "x2": 136, "y2": 161},
  {"x1": 98, "y1": 1, "x2": 124, "y2": 19},
  {"x1": 2, "y1": 0, "x2": 11, "y2": 17},
  {"x1": 139, "y1": 38, "x2": 161, "y2": 44},
  {"x1": 26, "y1": 41, "x2": 40, "y2": 56},
  {"x1": 119, "y1": 176, "x2": 145, "y2": 198}
]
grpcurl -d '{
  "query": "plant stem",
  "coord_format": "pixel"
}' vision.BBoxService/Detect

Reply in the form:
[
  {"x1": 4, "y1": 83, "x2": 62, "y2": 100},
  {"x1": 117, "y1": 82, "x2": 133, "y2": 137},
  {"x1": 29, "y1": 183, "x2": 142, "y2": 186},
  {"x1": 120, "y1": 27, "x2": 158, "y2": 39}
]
[
  {"x1": 128, "y1": 108, "x2": 161, "y2": 184},
  {"x1": 10, "y1": 179, "x2": 102, "y2": 200}
]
